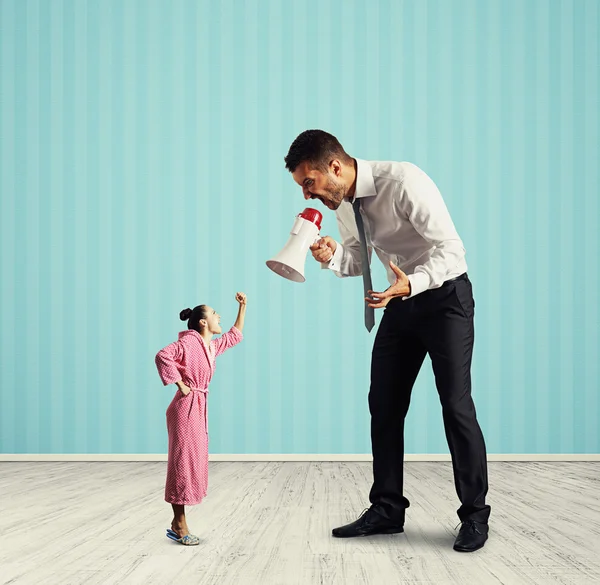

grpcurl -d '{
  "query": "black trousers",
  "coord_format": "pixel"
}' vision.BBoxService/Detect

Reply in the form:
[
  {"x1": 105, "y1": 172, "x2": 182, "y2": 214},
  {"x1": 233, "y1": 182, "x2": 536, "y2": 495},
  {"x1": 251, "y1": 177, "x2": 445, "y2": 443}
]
[{"x1": 368, "y1": 273, "x2": 491, "y2": 524}]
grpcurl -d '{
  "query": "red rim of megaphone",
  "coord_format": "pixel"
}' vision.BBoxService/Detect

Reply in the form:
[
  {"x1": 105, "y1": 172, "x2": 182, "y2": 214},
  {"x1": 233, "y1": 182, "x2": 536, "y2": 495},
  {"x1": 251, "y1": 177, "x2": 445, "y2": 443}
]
[{"x1": 299, "y1": 208, "x2": 322, "y2": 230}]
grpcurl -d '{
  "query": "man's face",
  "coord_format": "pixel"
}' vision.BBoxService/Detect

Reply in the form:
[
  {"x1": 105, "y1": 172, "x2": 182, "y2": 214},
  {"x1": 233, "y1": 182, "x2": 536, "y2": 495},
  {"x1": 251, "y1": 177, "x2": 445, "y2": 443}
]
[{"x1": 292, "y1": 161, "x2": 348, "y2": 211}]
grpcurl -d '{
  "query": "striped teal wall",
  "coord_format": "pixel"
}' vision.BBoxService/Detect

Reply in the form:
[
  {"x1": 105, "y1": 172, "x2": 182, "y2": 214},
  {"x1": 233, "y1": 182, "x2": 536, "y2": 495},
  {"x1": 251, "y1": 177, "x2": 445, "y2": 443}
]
[{"x1": 1, "y1": 0, "x2": 598, "y2": 455}]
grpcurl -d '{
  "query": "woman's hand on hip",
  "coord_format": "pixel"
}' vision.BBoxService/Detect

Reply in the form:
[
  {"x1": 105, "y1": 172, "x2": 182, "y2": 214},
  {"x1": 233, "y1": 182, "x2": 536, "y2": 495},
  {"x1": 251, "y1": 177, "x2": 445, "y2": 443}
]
[{"x1": 176, "y1": 380, "x2": 191, "y2": 396}]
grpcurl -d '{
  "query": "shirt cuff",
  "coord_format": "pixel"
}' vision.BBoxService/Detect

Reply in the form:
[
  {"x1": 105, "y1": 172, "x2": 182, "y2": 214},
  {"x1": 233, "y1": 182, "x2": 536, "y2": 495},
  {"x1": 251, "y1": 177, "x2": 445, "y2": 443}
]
[
  {"x1": 321, "y1": 241, "x2": 344, "y2": 272},
  {"x1": 404, "y1": 272, "x2": 430, "y2": 300}
]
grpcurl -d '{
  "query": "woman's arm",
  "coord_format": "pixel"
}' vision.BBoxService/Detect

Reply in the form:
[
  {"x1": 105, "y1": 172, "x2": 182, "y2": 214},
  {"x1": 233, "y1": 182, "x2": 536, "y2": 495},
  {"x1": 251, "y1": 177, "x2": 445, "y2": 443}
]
[
  {"x1": 234, "y1": 292, "x2": 247, "y2": 332},
  {"x1": 212, "y1": 292, "x2": 246, "y2": 357},
  {"x1": 155, "y1": 341, "x2": 184, "y2": 386}
]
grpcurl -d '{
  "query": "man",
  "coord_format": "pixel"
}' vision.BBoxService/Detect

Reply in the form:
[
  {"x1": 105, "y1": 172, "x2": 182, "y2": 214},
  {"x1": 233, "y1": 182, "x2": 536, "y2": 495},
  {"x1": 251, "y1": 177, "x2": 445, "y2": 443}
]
[{"x1": 284, "y1": 130, "x2": 491, "y2": 552}]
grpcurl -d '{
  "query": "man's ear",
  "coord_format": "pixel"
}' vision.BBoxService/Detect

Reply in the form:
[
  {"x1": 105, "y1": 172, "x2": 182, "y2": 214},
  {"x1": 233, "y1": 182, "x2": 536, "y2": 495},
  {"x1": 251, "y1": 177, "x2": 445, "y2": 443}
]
[{"x1": 330, "y1": 159, "x2": 343, "y2": 177}]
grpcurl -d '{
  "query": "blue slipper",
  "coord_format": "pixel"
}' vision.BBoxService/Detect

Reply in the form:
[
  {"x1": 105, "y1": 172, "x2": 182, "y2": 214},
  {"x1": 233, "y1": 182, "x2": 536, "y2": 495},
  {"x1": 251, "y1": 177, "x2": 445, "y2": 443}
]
[
  {"x1": 166, "y1": 528, "x2": 199, "y2": 546},
  {"x1": 166, "y1": 527, "x2": 196, "y2": 539}
]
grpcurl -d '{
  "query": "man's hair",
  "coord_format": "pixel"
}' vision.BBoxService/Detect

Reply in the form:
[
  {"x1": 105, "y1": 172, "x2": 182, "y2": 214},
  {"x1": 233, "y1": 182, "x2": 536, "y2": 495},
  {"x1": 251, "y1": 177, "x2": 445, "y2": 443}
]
[{"x1": 284, "y1": 130, "x2": 352, "y2": 173}]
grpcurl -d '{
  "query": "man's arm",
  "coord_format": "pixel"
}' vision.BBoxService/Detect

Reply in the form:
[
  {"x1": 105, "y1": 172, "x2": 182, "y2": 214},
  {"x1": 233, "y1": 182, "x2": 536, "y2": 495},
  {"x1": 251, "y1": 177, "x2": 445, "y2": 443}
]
[
  {"x1": 321, "y1": 214, "x2": 371, "y2": 278},
  {"x1": 400, "y1": 164, "x2": 466, "y2": 298}
]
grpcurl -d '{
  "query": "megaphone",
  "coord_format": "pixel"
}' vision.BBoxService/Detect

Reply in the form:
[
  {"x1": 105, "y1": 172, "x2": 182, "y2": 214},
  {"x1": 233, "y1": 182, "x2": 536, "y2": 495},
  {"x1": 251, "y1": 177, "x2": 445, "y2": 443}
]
[{"x1": 266, "y1": 208, "x2": 323, "y2": 282}]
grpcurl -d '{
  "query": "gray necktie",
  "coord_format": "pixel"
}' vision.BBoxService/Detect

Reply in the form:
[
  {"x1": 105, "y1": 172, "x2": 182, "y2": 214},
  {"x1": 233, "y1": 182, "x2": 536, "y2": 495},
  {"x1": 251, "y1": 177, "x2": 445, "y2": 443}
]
[{"x1": 353, "y1": 198, "x2": 375, "y2": 332}]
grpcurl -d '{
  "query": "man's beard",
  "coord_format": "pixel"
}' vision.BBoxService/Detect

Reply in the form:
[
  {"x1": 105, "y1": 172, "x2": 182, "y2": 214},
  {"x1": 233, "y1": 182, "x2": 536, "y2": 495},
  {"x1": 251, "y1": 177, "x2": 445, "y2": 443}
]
[{"x1": 325, "y1": 177, "x2": 347, "y2": 209}]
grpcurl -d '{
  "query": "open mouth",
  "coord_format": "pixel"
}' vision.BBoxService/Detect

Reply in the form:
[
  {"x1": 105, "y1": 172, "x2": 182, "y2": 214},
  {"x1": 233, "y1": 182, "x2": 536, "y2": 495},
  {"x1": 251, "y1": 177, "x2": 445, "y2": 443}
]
[{"x1": 310, "y1": 194, "x2": 333, "y2": 209}]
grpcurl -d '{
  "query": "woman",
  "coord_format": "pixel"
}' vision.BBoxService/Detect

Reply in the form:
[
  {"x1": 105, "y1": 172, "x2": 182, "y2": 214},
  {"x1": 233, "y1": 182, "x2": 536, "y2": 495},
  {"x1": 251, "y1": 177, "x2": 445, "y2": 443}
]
[{"x1": 155, "y1": 292, "x2": 247, "y2": 545}]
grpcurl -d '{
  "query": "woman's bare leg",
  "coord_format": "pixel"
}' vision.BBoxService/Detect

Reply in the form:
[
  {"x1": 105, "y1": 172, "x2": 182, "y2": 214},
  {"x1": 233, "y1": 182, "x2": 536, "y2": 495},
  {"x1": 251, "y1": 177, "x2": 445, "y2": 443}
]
[{"x1": 171, "y1": 504, "x2": 190, "y2": 537}]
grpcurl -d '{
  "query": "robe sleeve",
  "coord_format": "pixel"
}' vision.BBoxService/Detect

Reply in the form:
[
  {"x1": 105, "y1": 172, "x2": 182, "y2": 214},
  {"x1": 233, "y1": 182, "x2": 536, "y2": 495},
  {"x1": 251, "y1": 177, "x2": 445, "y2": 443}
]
[
  {"x1": 212, "y1": 326, "x2": 244, "y2": 357},
  {"x1": 155, "y1": 340, "x2": 184, "y2": 386}
]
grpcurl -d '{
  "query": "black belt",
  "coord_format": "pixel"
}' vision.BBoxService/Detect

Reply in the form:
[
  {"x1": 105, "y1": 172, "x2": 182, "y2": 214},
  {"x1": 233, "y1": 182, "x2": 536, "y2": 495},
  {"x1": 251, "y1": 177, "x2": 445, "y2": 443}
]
[{"x1": 442, "y1": 272, "x2": 468, "y2": 286}]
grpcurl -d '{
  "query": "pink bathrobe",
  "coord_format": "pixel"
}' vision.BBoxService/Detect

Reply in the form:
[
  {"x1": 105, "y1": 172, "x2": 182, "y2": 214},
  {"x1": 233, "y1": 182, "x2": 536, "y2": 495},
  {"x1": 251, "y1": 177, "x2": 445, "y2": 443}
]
[{"x1": 155, "y1": 326, "x2": 243, "y2": 505}]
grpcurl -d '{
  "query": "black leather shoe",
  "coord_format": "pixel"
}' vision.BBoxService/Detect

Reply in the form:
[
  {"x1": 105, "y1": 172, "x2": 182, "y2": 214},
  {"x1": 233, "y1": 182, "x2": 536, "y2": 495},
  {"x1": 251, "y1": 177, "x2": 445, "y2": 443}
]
[
  {"x1": 453, "y1": 520, "x2": 489, "y2": 552},
  {"x1": 332, "y1": 506, "x2": 404, "y2": 538}
]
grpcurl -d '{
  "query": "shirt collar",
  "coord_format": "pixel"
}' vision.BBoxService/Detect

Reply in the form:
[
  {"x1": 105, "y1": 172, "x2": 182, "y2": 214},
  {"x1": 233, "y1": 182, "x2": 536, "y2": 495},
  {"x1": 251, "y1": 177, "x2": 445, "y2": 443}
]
[{"x1": 350, "y1": 158, "x2": 377, "y2": 203}]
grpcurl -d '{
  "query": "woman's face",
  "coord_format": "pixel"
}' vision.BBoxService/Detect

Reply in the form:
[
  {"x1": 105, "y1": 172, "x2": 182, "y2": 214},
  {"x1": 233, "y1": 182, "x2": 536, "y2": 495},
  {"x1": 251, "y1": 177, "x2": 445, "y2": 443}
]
[{"x1": 201, "y1": 306, "x2": 221, "y2": 335}]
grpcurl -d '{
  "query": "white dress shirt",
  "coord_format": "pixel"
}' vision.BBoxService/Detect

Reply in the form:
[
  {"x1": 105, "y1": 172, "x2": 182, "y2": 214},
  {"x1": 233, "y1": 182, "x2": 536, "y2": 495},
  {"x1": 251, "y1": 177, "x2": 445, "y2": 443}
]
[{"x1": 325, "y1": 159, "x2": 467, "y2": 299}]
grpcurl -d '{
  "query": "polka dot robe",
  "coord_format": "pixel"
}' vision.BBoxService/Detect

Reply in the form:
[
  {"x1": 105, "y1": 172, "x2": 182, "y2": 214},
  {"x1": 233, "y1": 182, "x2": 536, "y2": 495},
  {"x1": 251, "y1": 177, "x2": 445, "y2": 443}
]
[{"x1": 155, "y1": 326, "x2": 243, "y2": 505}]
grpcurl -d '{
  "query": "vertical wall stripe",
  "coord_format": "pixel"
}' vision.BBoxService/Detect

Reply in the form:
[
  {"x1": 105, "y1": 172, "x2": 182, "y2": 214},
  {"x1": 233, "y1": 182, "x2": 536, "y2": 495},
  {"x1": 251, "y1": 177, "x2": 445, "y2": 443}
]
[
  {"x1": 547, "y1": 2, "x2": 562, "y2": 452},
  {"x1": 108, "y1": 0, "x2": 125, "y2": 452},
  {"x1": 72, "y1": 0, "x2": 89, "y2": 451},
  {"x1": 265, "y1": 0, "x2": 283, "y2": 453},
  {"x1": 534, "y1": 1, "x2": 551, "y2": 453},
  {"x1": 135, "y1": 0, "x2": 151, "y2": 452},
  {"x1": 583, "y1": 0, "x2": 599, "y2": 453},
  {"x1": 48, "y1": 0, "x2": 65, "y2": 452},
  {"x1": 0, "y1": 0, "x2": 17, "y2": 452},
  {"x1": 97, "y1": 0, "x2": 113, "y2": 453},
  {"x1": 23, "y1": 0, "x2": 39, "y2": 452},
  {"x1": 120, "y1": 0, "x2": 136, "y2": 452},
  {"x1": 85, "y1": 0, "x2": 100, "y2": 451},
  {"x1": 521, "y1": 0, "x2": 538, "y2": 452},
  {"x1": 509, "y1": 0, "x2": 526, "y2": 453},
  {"x1": 558, "y1": 0, "x2": 575, "y2": 453},
  {"x1": 36, "y1": 0, "x2": 50, "y2": 452}
]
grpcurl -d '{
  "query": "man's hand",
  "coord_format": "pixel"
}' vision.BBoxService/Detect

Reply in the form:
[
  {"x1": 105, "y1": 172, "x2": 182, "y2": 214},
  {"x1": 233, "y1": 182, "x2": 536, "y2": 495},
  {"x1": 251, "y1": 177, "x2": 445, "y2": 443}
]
[
  {"x1": 365, "y1": 261, "x2": 411, "y2": 308},
  {"x1": 309, "y1": 237, "x2": 337, "y2": 263}
]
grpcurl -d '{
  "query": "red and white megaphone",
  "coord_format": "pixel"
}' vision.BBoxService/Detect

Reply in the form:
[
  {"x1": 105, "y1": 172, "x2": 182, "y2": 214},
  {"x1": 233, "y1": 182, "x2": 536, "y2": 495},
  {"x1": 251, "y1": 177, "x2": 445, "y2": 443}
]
[{"x1": 266, "y1": 208, "x2": 323, "y2": 282}]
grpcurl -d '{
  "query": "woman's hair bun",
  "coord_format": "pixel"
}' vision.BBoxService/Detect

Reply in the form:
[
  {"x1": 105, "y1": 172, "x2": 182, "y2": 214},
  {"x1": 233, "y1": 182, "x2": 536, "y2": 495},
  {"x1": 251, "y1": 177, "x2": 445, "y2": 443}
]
[{"x1": 179, "y1": 308, "x2": 193, "y2": 321}]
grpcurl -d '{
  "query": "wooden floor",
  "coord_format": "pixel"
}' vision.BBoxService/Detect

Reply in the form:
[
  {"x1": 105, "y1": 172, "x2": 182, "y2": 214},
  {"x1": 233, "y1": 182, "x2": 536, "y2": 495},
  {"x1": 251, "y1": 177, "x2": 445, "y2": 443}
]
[{"x1": 0, "y1": 462, "x2": 599, "y2": 585}]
